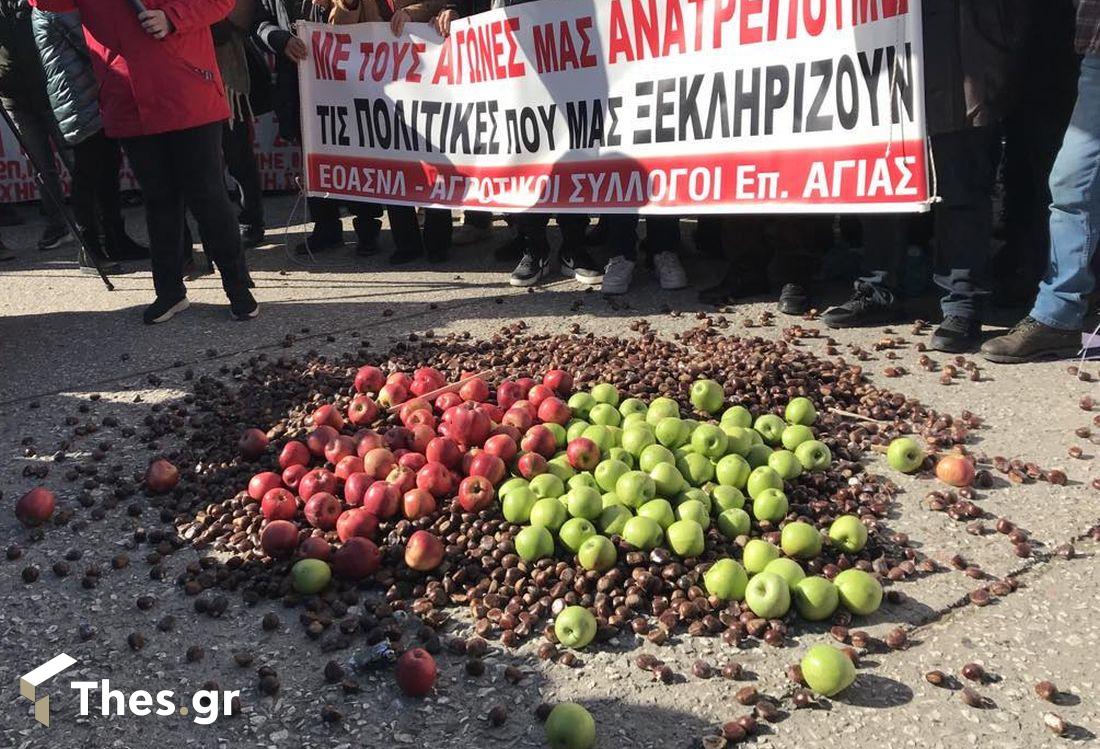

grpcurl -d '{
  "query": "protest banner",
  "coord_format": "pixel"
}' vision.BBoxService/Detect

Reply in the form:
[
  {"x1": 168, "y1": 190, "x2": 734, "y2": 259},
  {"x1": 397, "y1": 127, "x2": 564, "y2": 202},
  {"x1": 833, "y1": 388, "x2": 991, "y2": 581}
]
[{"x1": 299, "y1": 0, "x2": 929, "y2": 214}]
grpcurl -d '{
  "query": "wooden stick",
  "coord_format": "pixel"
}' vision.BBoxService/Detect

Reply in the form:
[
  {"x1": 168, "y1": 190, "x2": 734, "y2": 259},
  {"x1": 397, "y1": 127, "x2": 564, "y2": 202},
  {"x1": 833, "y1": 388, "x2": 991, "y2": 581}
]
[
  {"x1": 829, "y1": 408, "x2": 888, "y2": 424},
  {"x1": 386, "y1": 369, "x2": 497, "y2": 413}
]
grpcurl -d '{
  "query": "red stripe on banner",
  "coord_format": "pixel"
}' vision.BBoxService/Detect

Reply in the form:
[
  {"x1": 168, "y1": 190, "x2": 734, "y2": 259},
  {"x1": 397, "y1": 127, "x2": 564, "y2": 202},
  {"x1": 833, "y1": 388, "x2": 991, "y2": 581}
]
[{"x1": 305, "y1": 140, "x2": 929, "y2": 214}]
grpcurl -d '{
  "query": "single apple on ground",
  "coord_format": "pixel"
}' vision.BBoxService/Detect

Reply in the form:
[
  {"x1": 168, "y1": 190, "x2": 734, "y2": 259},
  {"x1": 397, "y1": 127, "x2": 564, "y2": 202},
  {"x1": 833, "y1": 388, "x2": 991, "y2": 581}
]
[
  {"x1": 828, "y1": 515, "x2": 868, "y2": 553},
  {"x1": 554, "y1": 605, "x2": 597, "y2": 649},
  {"x1": 544, "y1": 703, "x2": 596, "y2": 749},
  {"x1": 780, "y1": 521, "x2": 823, "y2": 559},
  {"x1": 744, "y1": 571, "x2": 791, "y2": 618},
  {"x1": 886, "y1": 436, "x2": 925, "y2": 473},
  {"x1": 834, "y1": 568, "x2": 883, "y2": 615},
  {"x1": 703, "y1": 558, "x2": 748, "y2": 601},
  {"x1": 742, "y1": 538, "x2": 781, "y2": 574},
  {"x1": 793, "y1": 576, "x2": 840, "y2": 621},
  {"x1": 514, "y1": 525, "x2": 554, "y2": 561},
  {"x1": 801, "y1": 643, "x2": 856, "y2": 696}
]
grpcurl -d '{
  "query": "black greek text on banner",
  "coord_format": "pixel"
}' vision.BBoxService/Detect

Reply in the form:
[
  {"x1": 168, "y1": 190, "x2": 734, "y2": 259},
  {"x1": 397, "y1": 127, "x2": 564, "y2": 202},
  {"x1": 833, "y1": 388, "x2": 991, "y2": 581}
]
[{"x1": 298, "y1": 0, "x2": 929, "y2": 214}]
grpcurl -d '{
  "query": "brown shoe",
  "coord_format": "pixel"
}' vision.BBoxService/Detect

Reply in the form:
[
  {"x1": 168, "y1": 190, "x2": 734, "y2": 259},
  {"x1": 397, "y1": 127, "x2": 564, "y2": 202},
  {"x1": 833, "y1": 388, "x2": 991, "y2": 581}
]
[{"x1": 980, "y1": 317, "x2": 1080, "y2": 363}]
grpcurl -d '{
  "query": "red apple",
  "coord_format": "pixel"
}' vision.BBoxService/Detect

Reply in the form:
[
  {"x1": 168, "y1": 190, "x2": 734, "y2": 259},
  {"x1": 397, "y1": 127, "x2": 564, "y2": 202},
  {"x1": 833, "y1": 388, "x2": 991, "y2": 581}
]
[
  {"x1": 344, "y1": 472, "x2": 372, "y2": 506},
  {"x1": 403, "y1": 489, "x2": 437, "y2": 520},
  {"x1": 299, "y1": 535, "x2": 331, "y2": 560},
  {"x1": 413, "y1": 367, "x2": 446, "y2": 392},
  {"x1": 405, "y1": 530, "x2": 445, "y2": 571},
  {"x1": 354, "y1": 365, "x2": 385, "y2": 394},
  {"x1": 282, "y1": 464, "x2": 308, "y2": 491},
  {"x1": 324, "y1": 435, "x2": 357, "y2": 466},
  {"x1": 384, "y1": 427, "x2": 413, "y2": 452},
  {"x1": 304, "y1": 492, "x2": 342, "y2": 530},
  {"x1": 347, "y1": 394, "x2": 379, "y2": 427},
  {"x1": 334, "y1": 454, "x2": 362, "y2": 481},
  {"x1": 362, "y1": 448, "x2": 396, "y2": 480},
  {"x1": 527, "y1": 383, "x2": 554, "y2": 407},
  {"x1": 459, "y1": 376, "x2": 490, "y2": 403},
  {"x1": 517, "y1": 452, "x2": 548, "y2": 479},
  {"x1": 409, "y1": 424, "x2": 436, "y2": 455},
  {"x1": 15, "y1": 488, "x2": 56, "y2": 526},
  {"x1": 378, "y1": 382, "x2": 408, "y2": 408},
  {"x1": 261, "y1": 488, "x2": 298, "y2": 522},
  {"x1": 537, "y1": 397, "x2": 571, "y2": 426},
  {"x1": 425, "y1": 437, "x2": 461, "y2": 468},
  {"x1": 248, "y1": 471, "x2": 283, "y2": 501},
  {"x1": 404, "y1": 409, "x2": 437, "y2": 432},
  {"x1": 399, "y1": 451, "x2": 428, "y2": 472},
  {"x1": 417, "y1": 462, "x2": 455, "y2": 498},
  {"x1": 484, "y1": 433, "x2": 518, "y2": 463},
  {"x1": 238, "y1": 428, "x2": 269, "y2": 461},
  {"x1": 434, "y1": 391, "x2": 463, "y2": 413},
  {"x1": 468, "y1": 453, "x2": 506, "y2": 485},
  {"x1": 457, "y1": 475, "x2": 495, "y2": 513},
  {"x1": 260, "y1": 520, "x2": 299, "y2": 557},
  {"x1": 502, "y1": 406, "x2": 534, "y2": 432},
  {"x1": 386, "y1": 371, "x2": 413, "y2": 390},
  {"x1": 510, "y1": 399, "x2": 538, "y2": 421},
  {"x1": 312, "y1": 404, "x2": 344, "y2": 430},
  {"x1": 279, "y1": 440, "x2": 311, "y2": 470},
  {"x1": 332, "y1": 537, "x2": 381, "y2": 580},
  {"x1": 355, "y1": 430, "x2": 385, "y2": 457},
  {"x1": 448, "y1": 402, "x2": 491, "y2": 448},
  {"x1": 566, "y1": 437, "x2": 601, "y2": 471},
  {"x1": 306, "y1": 425, "x2": 339, "y2": 457},
  {"x1": 515, "y1": 377, "x2": 536, "y2": 396},
  {"x1": 362, "y1": 481, "x2": 400, "y2": 518},
  {"x1": 386, "y1": 465, "x2": 417, "y2": 495},
  {"x1": 478, "y1": 402, "x2": 504, "y2": 424},
  {"x1": 394, "y1": 648, "x2": 437, "y2": 697},
  {"x1": 520, "y1": 425, "x2": 557, "y2": 458},
  {"x1": 298, "y1": 468, "x2": 337, "y2": 501},
  {"x1": 496, "y1": 380, "x2": 523, "y2": 410},
  {"x1": 935, "y1": 454, "x2": 976, "y2": 487},
  {"x1": 145, "y1": 459, "x2": 179, "y2": 494},
  {"x1": 336, "y1": 507, "x2": 378, "y2": 542},
  {"x1": 543, "y1": 369, "x2": 573, "y2": 395}
]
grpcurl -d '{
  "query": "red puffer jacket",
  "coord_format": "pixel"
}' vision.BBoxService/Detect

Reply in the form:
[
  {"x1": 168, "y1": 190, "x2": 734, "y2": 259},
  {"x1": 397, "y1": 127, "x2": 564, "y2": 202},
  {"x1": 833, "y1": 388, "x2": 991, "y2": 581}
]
[{"x1": 30, "y1": 0, "x2": 232, "y2": 138}]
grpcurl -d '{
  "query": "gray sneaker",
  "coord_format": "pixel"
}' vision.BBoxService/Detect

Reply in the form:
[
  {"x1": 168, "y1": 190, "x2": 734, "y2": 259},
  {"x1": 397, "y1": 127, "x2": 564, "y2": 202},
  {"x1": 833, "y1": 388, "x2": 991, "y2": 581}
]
[
  {"x1": 980, "y1": 317, "x2": 1080, "y2": 363},
  {"x1": 601, "y1": 255, "x2": 635, "y2": 295}
]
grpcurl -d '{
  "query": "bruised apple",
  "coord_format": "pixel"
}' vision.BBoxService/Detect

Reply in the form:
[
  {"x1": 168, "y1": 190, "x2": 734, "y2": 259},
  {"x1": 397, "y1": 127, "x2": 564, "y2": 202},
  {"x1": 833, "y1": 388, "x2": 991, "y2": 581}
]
[
  {"x1": 260, "y1": 520, "x2": 299, "y2": 558},
  {"x1": 306, "y1": 425, "x2": 339, "y2": 457},
  {"x1": 457, "y1": 475, "x2": 495, "y2": 513},
  {"x1": 347, "y1": 394, "x2": 379, "y2": 426},
  {"x1": 935, "y1": 454, "x2": 976, "y2": 487},
  {"x1": 281, "y1": 464, "x2": 308, "y2": 491},
  {"x1": 332, "y1": 537, "x2": 381, "y2": 580},
  {"x1": 297, "y1": 468, "x2": 337, "y2": 501},
  {"x1": 279, "y1": 440, "x2": 310, "y2": 469},
  {"x1": 362, "y1": 448, "x2": 396, "y2": 480},
  {"x1": 145, "y1": 459, "x2": 179, "y2": 494},
  {"x1": 404, "y1": 488, "x2": 437, "y2": 520},
  {"x1": 311, "y1": 404, "x2": 344, "y2": 430},
  {"x1": 354, "y1": 365, "x2": 385, "y2": 394},
  {"x1": 238, "y1": 428, "x2": 269, "y2": 461},
  {"x1": 362, "y1": 481, "x2": 401, "y2": 518},
  {"x1": 15, "y1": 488, "x2": 56, "y2": 527},
  {"x1": 336, "y1": 508, "x2": 378, "y2": 542},
  {"x1": 304, "y1": 492, "x2": 342, "y2": 530},
  {"x1": 298, "y1": 535, "x2": 331, "y2": 560}
]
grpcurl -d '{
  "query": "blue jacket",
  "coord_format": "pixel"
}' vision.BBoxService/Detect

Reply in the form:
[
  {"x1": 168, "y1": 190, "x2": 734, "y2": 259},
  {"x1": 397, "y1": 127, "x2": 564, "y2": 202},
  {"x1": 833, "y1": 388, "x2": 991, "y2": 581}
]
[{"x1": 31, "y1": 6, "x2": 101, "y2": 145}]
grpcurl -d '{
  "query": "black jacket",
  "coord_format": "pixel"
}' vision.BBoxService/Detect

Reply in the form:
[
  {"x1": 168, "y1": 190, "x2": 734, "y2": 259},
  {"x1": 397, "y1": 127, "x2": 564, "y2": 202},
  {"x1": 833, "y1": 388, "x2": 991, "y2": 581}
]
[{"x1": 253, "y1": 0, "x2": 326, "y2": 141}]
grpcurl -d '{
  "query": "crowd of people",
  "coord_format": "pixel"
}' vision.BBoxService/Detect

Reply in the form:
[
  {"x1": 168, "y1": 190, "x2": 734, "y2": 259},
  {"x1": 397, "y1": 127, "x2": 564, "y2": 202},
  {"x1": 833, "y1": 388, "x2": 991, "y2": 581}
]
[{"x1": 0, "y1": 0, "x2": 1096, "y2": 365}]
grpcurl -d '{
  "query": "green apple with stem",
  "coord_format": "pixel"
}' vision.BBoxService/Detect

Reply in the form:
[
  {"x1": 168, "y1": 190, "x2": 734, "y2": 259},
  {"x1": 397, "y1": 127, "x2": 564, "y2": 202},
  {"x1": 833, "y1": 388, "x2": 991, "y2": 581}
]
[
  {"x1": 566, "y1": 392, "x2": 596, "y2": 420},
  {"x1": 594, "y1": 458, "x2": 630, "y2": 492},
  {"x1": 675, "y1": 499, "x2": 710, "y2": 529},
  {"x1": 619, "y1": 397, "x2": 648, "y2": 417},
  {"x1": 690, "y1": 423, "x2": 729, "y2": 460},
  {"x1": 514, "y1": 525, "x2": 554, "y2": 561},
  {"x1": 654, "y1": 417, "x2": 689, "y2": 448},
  {"x1": 544, "y1": 703, "x2": 596, "y2": 749},
  {"x1": 721, "y1": 425, "x2": 755, "y2": 456},
  {"x1": 721, "y1": 405, "x2": 753, "y2": 428},
  {"x1": 621, "y1": 425, "x2": 656, "y2": 458},
  {"x1": 746, "y1": 466, "x2": 784, "y2": 499},
  {"x1": 717, "y1": 508, "x2": 751, "y2": 539},
  {"x1": 716, "y1": 454, "x2": 751, "y2": 488},
  {"x1": 780, "y1": 521, "x2": 822, "y2": 559},
  {"x1": 886, "y1": 436, "x2": 924, "y2": 473},
  {"x1": 588, "y1": 402, "x2": 621, "y2": 427},
  {"x1": 781, "y1": 424, "x2": 815, "y2": 451},
  {"x1": 529, "y1": 473, "x2": 565, "y2": 499},
  {"x1": 763, "y1": 557, "x2": 806, "y2": 588},
  {"x1": 744, "y1": 571, "x2": 791, "y2": 618},
  {"x1": 566, "y1": 419, "x2": 590, "y2": 443},
  {"x1": 800, "y1": 644, "x2": 856, "y2": 696},
  {"x1": 834, "y1": 569, "x2": 883, "y2": 615},
  {"x1": 784, "y1": 396, "x2": 818, "y2": 426},
  {"x1": 828, "y1": 515, "x2": 868, "y2": 553},
  {"x1": 639, "y1": 444, "x2": 675, "y2": 472},
  {"x1": 753, "y1": 414, "x2": 787, "y2": 445},
  {"x1": 745, "y1": 444, "x2": 773, "y2": 469},
  {"x1": 645, "y1": 396, "x2": 681, "y2": 426},
  {"x1": 529, "y1": 497, "x2": 567, "y2": 532},
  {"x1": 711, "y1": 485, "x2": 746, "y2": 512},
  {"x1": 589, "y1": 383, "x2": 619, "y2": 406},
  {"x1": 742, "y1": 538, "x2": 780, "y2": 574},
  {"x1": 565, "y1": 486, "x2": 603, "y2": 520},
  {"x1": 559, "y1": 517, "x2": 597, "y2": 553},
  {"x1": 689, "y1": 378, "x2": 725, "y2": 414},
  {"x1": 751, "y1": 487, "x2": 788, "y2": 522},
  {"x1": 666, "y1": 518, "x2": 705, "y2": 557},
  {"x1": 598, "y1": 504, "x2": 632, "y2": 535},
  {"x1": 577, "y1": 534, "x2": 617, "y2": 572},
  {"x1": 768, "y1": 449, "x2": 803, "y2": 480},
  {"x1": 649, "y1": 462, "x2": 685, "y2": 498},
  {"x1": 676, "y1": 451, "x2": 714, "y2": 486},
  {"x1": 794, "y1": 440, "x2": 832, "y2": 472},
  {"x1": 615, "y1": 470, "x2": 656, "y2": 508},
  {"x1": 502, "y1": 486, "x2": 538, "y2": 523},
  {"x1": 554, "y1": 605, "x2": 597, "y2": 649},
  {"x1": 793, "y1": 576, "x2": 839, "y2": 621},
  {"x1": 704, "y1": 558, "x2": 748, "y2": 600},
  {"x1": 637, "y1": 498, "x2": 675, "y2": 529},
  {"x1": 621, "y1": 515, "x2": 663, "y2": 550}
]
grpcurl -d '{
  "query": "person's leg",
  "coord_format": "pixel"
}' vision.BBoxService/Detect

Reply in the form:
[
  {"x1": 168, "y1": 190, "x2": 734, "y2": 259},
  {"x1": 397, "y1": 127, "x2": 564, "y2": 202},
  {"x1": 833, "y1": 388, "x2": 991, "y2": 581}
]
[
  {"x1": 350, "y1": 201, "x2": 383, "y2": 256},
  {"x1": 558, "y1": 214, "x2": 602, "y2": 284},
  {"x1": 645, "y1": 216, "x2": 687, "y2": 290},
  {"x1": 601, "y1": 214, "x2": 638, "y2": 294},
  {"x1": 822, "y1": 214, "x2": 908, "y2": 327},
  {"x1": 387, "y1": 205, "x2": 424, "y2": 263},
  {"x1": 768, "y1": 217, "x2": 825, "y2": 314},
  {"x1": 697, "y1": 216, "x2": 770, "y2": 304},
  {"x1": 95, "y1": 134, "x2": 146, "y2": 260},
  {"x1": 69, "y1": 136, "x2": 101, "y2": 261},
  {"x1": 300, "y1": 197, "x2": 345, "y2": 253},
  {"x1": 1, "y1": 89, "x2": 69, "y2": 248},
  {"x1": 422, "y1": 208, "x2": 452, "y2": 262},
  {"x1": 222, "y1": 119, "x2": 265, "y2": 245},
  {"x1": 454, "y1": 209, "x2": 492, "y2": 245},
  {"x1": 510, "y1": 213, "x2": 551, "y2": 286}
]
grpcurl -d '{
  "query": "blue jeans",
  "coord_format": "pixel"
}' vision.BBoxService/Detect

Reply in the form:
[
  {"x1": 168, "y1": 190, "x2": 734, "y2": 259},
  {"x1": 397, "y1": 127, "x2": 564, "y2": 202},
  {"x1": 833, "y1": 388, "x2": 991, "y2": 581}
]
[{"x1": 1031, "y1": 55, "x2": 1100, "y2": 331}]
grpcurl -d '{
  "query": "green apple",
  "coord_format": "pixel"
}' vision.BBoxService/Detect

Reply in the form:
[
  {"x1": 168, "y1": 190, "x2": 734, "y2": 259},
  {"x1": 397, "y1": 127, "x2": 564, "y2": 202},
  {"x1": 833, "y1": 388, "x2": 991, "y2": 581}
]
[
  {"x1": 645, "y1": 396, "x2": 681, "y2": 426},
  {"x1": 676, "y1": 451, "x2": 714, "y2": 486},
  {"x1": 649, "y1": 462, "x2": 686, "y2": 498},
  {"x1": 666, "y1": 518, "x2": 705, "y2": 557},
  {"x1": 621, "y1": 412, "x2": 648, "y2": 430},
  {"x1": 703, "y1": 558, "x2": 748, "y2": 601},
  {"x1": 794, "y1": 440, "x2": 832, "y2": 472},
  {"x1": 568, "y1": 472, "x2": 599, "y2": 492},
  {"x1": 763, "y1": 557, "x2": 806, "y2": 588},
  {"x1": 886, "y1": 436, "x2": 924, "y2": 473},
  {"x1": 781, "y1": 424, "x2": 815, "y2": 451},
  {"x1": 800, "y1": 644, "x2": 856, "y2": 697},
  {"x1": 768, "y1": 449, "x2": 803, "y2": 480},
  {"x1": 744, "y1": 571, "x2": 791, "y2": 618},
  {"x1": 594, "y1": 458, "x2": 630, "y2": 492},
  {"x1": 598, "y1": 504, "x2": 632, "y2": 535},
  {"x1": 674, "y1": 499, "x2": 710, "y2": 528},
  {"x1": 834, "y1": 569, "x2": 883, "y2": 615},
  {"x1": 529, "y1": 473, "x2": 566, "y2": 499},
  {"x1": 676, "y1": 487, "x2": 711, "y2": 513},
  {"x1": 514, "y1": 525, "x2": 554, "y2": 561},
  {"x1": 689, "y1": 423, "x2": 728, "y2": 460},
  {"x1": 291, "y1": 558, "x2": 331, "y2": 594},
  {"x1": 746, "y1": 466, "x2": 784, "y2": 499},
  {"x1": 717, "y1": 507, "x2": 751, "y2": 539},
  {"x1": 689, "y1": 378, "x2": 725, "y2": 414},
  {"x1": 639, "y1": 444, "x2": 675, "y2": 472},
  {"x1": 745, "y1": 444, "x2": 773, "y2": 469},
  {"x1": 567, "y1": 392, "x2": 597, "y2": 420},
  {"x1": 529, "y1": 497, "x2": 567, "y2": 531},
  {"x1": 601, "y1": 491, "x2": 624, "y2": 508},
  {"x1": 545, "y1": 422, "x2": 567, "y2": 449},
  {"x1": 742, "y1": 538, "x2": 781, "y2": 574},
  {"x1": 605, "y1": 426, "x2": 623, "y2": 449},
  {"x1": 828, "y1": 515, "x2": 868, "y2": 553},
  {"x1": 546, "y1": 457, "x2": 576, "y2": 483},
  {"x1": 554, "y1": 605, "x2": 597, "y2": 649},
  {"x1": 589, "y1": 383, "x2": 619, "y2": 407},
  {"x1": 588, "y1": 402, "x2": 622, "y2": 427},
  {"x1": 544, "y1": 702, "x2": 596, "y2": 749},
  {"x1": 619, "y1": 397, "x2": 648, "y2": 418},
  {"x1": 566, "y1": 419, "x2": 591, "y2": 443},
  {"x1": 621, "y1": 515, "x2": 663, "y2": 550},
  {"x1": 722, "y1": 425, "x2": 755, "y2": 456},
  {"x1": 711, "y1": 485, "x2": 746, "y2": 512},
  {"x1": 621, "y1": 425, "x2": 656, "y2": 458},
  {"x1": 785, "y1": 396, "x2": 818, "y2": 426},
  {"x1": 607, "y1": 447, "x2": 634, "y2": 468},
  {"x1": 499, "y1": 477, "x2": 529, "y2": 498},
  {"x1": 753, "y1": 414, "x2": 787, "y2": 445},
  {"x1": 793, "y1": 576, "x2": 839, "y2": 621},
  {"x1": 559, "y1": 517, "x2": 597, "y2": 553},
  {"x1": 637, "y1": 498, "x2": 675, "y2": 529},
  {"x1": 577, "y1": 534, "x2": 617, "y2": 571},
  {"x1": 581, "y1": 424, "x2": 613, "y2": 453},
  {"x1": 751, "y1": 487, "x2": 788, "y2": 522},
  {"x1": 615, "y1": 470, "x2": 656, "y2": 509},
  {"x1": 780, "y1": 521, "x2": 822, "y2": 559},
  {"x1": 654, "y1": 417, "x2": 689, "y2": 448},
  {"x1": 502, "y1": 486, "x2": 538, "y2": 523},
  {"x1": 720, "y1": 405, "x2": 753, "y2": 428},
  {"x1": 715, "y1": 454, "x2": 751, "y2": 488},
  {"x1": 566, "y1": 486, "x2": 604, "y2": 520}
]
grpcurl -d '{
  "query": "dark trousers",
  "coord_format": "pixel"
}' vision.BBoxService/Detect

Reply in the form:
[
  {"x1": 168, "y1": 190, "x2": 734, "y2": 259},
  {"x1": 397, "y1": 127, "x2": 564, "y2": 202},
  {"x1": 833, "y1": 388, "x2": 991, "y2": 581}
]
[
  {"x1": 464, "y1": 210, "x2": 493, "y2": 229},
  {"x1": 222, "y1": 119, "x2": 264, "y2": 228},
  {"x1": 931, "y1": 127, "x2": 1001, "y2": 319},
  {"x1": 605, "y1": 216, "x2": 681, "y2": 260},
  {"x1": 388, "y1": 206, "x2": 452, "y2": 255},
  {"x1": 515, "y1": 213, "x2": 588, "y2": 258},
  {"x1": 70, "y1": 131, "x2": 125, "y2": 254},
  {"x1": 718, "y1": 216, "x2": 827, "y2": 286},
  {"x1": 123, "y1": 122, "x2": 250, "y2": 301},
  {"x1": 307, "y1": 196, "x2": 382, "y2": 242},
  {"x1": 1, "y1": 84, "x2": 68, "y2": 226}
]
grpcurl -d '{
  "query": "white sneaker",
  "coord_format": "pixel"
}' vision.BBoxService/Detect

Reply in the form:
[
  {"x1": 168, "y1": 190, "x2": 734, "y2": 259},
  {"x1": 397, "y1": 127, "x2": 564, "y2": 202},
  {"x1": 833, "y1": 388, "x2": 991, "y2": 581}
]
[
  {"x1": 452, "y1": 223, "x2": 490, "y2": 246},
  {"x1": 601, "y1": 255, "x2": 635, "y2": 295},
  {"x1": 653, "y1": 251, "x2": 687, "y2": 290}
]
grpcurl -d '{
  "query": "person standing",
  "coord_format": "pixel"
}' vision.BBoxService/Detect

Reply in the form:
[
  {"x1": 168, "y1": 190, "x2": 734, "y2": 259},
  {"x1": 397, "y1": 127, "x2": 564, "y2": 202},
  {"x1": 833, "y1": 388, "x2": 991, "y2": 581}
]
[
  {"x1": 32, "y1": 0, "x2": 258, "y2": 324},
  {"x1": 980, "y1": 3, "x2": 1100, "y2": 362}
]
